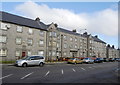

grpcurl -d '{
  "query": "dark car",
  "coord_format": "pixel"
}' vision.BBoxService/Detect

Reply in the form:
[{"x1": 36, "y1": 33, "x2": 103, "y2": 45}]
[
  {"x1": 103, "y1": 58, "x2": 109, "y2": 62},
  {"x1": 116, "y1": 58, "x2": 120, "y2": 62},
  {"x1": 109, "y1": 58, "x2": 115, "y2": 62},
  {"x1": 94, "y1": 58, "x2": 103, "y2": 63}
]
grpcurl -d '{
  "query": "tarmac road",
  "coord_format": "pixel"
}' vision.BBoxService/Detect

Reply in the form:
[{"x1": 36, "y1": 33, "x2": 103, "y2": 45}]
[{"x1": 1, "y1": 62, "x2": 120, "y2": 84}]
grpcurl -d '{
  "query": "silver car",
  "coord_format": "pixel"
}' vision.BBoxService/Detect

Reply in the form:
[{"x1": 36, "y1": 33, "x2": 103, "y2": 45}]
[
  {"x1": 83, "y1": 58, "x2": 94, "y2": 64},
  {"x1": 15, "y1": 55, "x2": 45, "y2": 67}
]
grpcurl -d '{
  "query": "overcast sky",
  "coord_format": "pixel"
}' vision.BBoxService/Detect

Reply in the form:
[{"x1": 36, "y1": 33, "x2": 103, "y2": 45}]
[{"x1": 1, "y1": 1, "x2": 118, "y2": 48}]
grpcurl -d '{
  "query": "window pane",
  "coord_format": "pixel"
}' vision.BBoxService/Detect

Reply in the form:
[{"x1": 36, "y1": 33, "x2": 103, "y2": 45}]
[
  {"x1": 52, "y1": 51, "x2": 56, "y2": 56},
  {"x1": 0, "y1": 49, "x2": 7, "y2": 56},
  {"x1": 27, "y1": 39, "x2": 33, "y2": 45},
  {"x1": 40, "y1": 30, "x2": 44, "y2": 36},
  {"x1": 16, "y1": 37, "x2": 22, "y2": 44},
  {"x1": 64, "y1": 43, "x2": 67, "y2": 48},
  {"x1": 16, "y1": 50, "x2": 20, "y2": 56},
  {"x1": 1, "y1": 23, "x2": 10, "y2": 30},
  {"x1": 0, "y1": 36, "x2": 7, "y2": 43},
  {"x1": 17, "y1": 26, "x2": 22, "y2": 32},
  {"x1": 27, "y1": 51, "x2": 31, "y2": 56},
  {"x1": 29, "y1": 28, "x2": 33, "y2": 34},
  {"x1": 38, "y1": 51, "x2": 44, "y2": 56},
  {"x1": 39, "y1": 40, "x2": 44, "y2": 45}
]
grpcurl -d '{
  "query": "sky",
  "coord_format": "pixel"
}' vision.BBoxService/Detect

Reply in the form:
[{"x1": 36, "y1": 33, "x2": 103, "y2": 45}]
[{"x1": 0, "y1": 1, "x2": 118, "y2": 48}]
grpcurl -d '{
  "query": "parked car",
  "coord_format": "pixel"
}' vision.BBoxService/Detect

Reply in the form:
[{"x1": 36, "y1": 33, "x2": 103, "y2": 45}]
[
  {"x1": 109, "y1": 58, "x2": 115, "y2": 62},
  {"x1": 116, "y1": 58, "x2": 120, "y2": 62},
  {"x1": 15, "y1": 55, "x2": 45, "y2": 67},
  {"x1": 82, "y1": 58, "x2": 94, "y2": 64},
  {"x1": 103, "y1": 58, "x2": 109, "y2": 62},
  {"x1": 94, "y1": 58, "x2": 103, "y2": 63},
  {"x1": 67, "y1": 58, "x2": 83, "y2": 64}
]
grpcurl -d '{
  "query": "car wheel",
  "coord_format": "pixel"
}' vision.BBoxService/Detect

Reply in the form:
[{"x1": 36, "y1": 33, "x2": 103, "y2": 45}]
[
  {"x1": 39, "y1": 62, "x2": 44, "y2": 67},
  {"x1": 74, "y1": 62, "x2": 77, "y2": 65},
  {"x1": 22, "y1": 63, "x2": 27, "y2": 67}
]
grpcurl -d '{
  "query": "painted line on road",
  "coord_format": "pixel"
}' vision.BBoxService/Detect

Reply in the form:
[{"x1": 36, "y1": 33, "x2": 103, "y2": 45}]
[
  {"x1": 92, "y1": 66, "x2": 97, "y2": 68},
  {"x1": 89, "y1": 67, "x2": 92, "y2": 69},
  {"x1": 61, "y1": 69, "x2": 64, "y2": 74},
  {"x1": 0, "y1": 74, "x2": 13, "y2": 80},
  {"x1": 81, "y1": 67, "x2": 86, "y2": 71},
  {"x1": 72, "y1": 68, "x2": 76, "y2": 72},
  {"x1": 44, "y1": 71, "x2": 50, "y2": 76},
  {"x1": 21, "y1": 72, "x2": 34, "y2": 79}
]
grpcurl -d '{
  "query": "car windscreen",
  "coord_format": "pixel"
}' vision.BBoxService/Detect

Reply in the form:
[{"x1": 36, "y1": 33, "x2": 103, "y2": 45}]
[
  {"x1": 84, "y1": 58, "x2": 89, "y2": 60},
  {"x1": 21, "y1": 56, "x2": 30, "y2": 60},
  {"x1": 69, "y1": 58, "x2": 75, "y2": 60}
]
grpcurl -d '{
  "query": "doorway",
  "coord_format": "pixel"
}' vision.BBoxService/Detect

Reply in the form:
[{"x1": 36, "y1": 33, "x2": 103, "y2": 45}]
[{"x1": 22, "y1": 52, "x2": 26, "y2": 57}]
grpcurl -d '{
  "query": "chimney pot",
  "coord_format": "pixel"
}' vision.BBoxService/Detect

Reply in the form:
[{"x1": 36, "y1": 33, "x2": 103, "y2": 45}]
[{"x1": 35, "y1": 17, "x2": 40, "y2": 21}]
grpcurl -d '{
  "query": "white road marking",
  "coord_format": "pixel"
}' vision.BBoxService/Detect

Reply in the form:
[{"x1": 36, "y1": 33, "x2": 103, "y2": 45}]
[
  {"x1": 89, "y1": 67, "x2": 92, "y2": 69},
  {"x1": 21, "y1": 72, "x2": 34, "y2": 79},
  {"x1": 0, "y1": 74, "x2": 13, "y2": 80},
  {"x1": 44, "y1": 71, "x2": 50, "y2": 76},
  {"x1": 81, "y1": 67, "x2": 86, "y2": 71},
  {"x1": 72, "y1": 68, "x2": 76, "y2": 72},
  {"x1": 92, "y1": 66, "x2": 97, "y2": 68},
  {"x1": 62, "y1": 69, "x2": 64, "y2": 74}
]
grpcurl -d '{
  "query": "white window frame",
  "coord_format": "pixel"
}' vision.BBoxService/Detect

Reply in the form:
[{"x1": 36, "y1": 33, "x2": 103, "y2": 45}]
[
  {"x1": 0, "y1": 36, "x2": 7, "y2": 43},
  {"x1": 28, "y1": 28, "x2": 33, "y2": 34},
  {"x1": 75, "y1": 45, "x2": 77, "y2": 48},
  {"x1": 1, "y1": 22, "x2": 10, "y2": 30},
  {"x1": 52, "y1": 51, "x2": 56, "y2": 56},
  {"x1": 40, "y1": 30, "x2": 44, "y2": 36},
  {"x1": 27, "y1": 51, "x2": 31, "y2": 56},
  {"x1": 64, "y1": 43, "x2": 67, "y2": 48},
  {"x1": 75, "y1": 38, "x2": 77, "y2": 42},
  {"x1": 17, "y1": 26, "x2": 22, "y2": 33},
  {"x1": 38, "y1": 50, "x2": 44, "y2": 56},
  {"x1": 64, "y1": 35, "x2": 67, "y2": 40},
  {"x1": 39, "y1": 40, "x2": 44, "y2": 45},
  {"x1": 0, "y1": 49, "x2": 7, "y2": 57},
  {"x1": 70, "y1": 37, "x2": 73, "y2": 41},
  {"x1": 27, "y1": 38, "x2": 33, "y2": 46},
  {"x1": 15, "y1": 50, "x2": 21, "y2": 57},
  {"x1": 16, "y1": 37, "x2": 22, "y2": 45}
]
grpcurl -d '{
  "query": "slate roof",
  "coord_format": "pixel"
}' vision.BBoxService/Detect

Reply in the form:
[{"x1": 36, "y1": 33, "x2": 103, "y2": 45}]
[
  {"x1": 0, "y1": 11, "x2": 48, "y2": 31},
  {"x1": 0, "y1": 11, "x2": 106, "y2": 44},
  {"x1": 92, "y1": 36, "x2": 106, "y2": 44},
  {"x1": 58, "y1": 27, "x2": 80, "y2": 36}
]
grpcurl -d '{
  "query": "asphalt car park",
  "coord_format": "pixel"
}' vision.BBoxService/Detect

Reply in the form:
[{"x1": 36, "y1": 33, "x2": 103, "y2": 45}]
[{"x1": 1, "y1": 61, "x2": 119, "y2": 84}]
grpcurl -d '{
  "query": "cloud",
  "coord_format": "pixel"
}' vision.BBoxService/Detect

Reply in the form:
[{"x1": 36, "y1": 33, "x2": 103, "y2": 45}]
[{"x1": 15, "y1": 1, "x2": 118, "y2": 36}]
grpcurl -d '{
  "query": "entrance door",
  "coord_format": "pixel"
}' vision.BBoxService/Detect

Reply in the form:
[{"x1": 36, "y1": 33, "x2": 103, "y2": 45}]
[
  {"x1": 22, "y1": 52, "x2": 26, "y2": 57},
  {"x1": 72, "y1": 52, "x2": 77, "y2": 57}
]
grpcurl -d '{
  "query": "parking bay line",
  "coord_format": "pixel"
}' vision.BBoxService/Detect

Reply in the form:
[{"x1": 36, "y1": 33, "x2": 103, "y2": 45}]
[
  {"x1": 89, "y1": 67, "x2": 93, "y2": 69},
  {"x1": 72, "y1": 68, "x2": 76, "y2": 72},
  {"x1": 61, "y1": 69, "x2": 64, "y2": 74},
  {"x1": 0, "y1": 74, "x2": 13, "y2": 80},
  {"x1": 81, "y1": 68, "x2": 86, "y2": 71},
  {"x1": 44, "y1": 71, "x2": 50, "y2": 76},
  {"x1": 21, "y1": 72, "x2": 34, "y2": 79}
]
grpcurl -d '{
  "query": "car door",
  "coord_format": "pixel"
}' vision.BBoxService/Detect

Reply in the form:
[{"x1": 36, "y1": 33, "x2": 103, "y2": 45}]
[{"x1": 27, "y1": 56, "x2": 36, "y2": 65}]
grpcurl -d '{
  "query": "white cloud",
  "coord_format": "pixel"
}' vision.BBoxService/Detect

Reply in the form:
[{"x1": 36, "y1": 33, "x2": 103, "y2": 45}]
[{"x1": 15, "y1": 1, "x2": 118, "y2": 36}]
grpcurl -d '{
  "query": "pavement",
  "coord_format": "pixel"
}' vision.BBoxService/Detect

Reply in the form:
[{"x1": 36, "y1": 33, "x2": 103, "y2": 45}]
[{"x1": 0, "y1": 62, "x2": 120, "y2": 84}]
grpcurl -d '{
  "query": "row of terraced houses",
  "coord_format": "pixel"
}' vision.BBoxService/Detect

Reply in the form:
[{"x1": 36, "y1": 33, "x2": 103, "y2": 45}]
[{"x1": 0, "y1": 11, "x2": 119, "y2": 61}]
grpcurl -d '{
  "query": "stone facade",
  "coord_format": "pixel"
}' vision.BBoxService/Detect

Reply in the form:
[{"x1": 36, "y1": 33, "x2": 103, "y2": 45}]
[{"x1": 0, "y1": 11, "x2": 119, "y2": 61}]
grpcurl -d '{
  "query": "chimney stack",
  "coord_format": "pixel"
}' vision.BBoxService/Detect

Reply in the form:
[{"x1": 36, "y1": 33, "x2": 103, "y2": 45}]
[
  {"x1": 95, "y1": 35, "x2": 98, "y2": 38},
  {"x1": 35, "y1": 17, "x2": 40, "y2": 22}
]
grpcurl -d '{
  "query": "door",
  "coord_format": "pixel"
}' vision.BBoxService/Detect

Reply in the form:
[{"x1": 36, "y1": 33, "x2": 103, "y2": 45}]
[{"x1": 22, "y1": 52, "x2": 26, "y2": 57}]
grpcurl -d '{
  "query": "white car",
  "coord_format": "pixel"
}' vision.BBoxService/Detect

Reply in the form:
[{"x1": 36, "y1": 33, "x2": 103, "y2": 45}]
[
  {"x1": 15, "y1": 55, "x2": 45, "y2": 67},
  {"x1": 83, "y1": 58, "x2": 94, "y2": 64}
]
